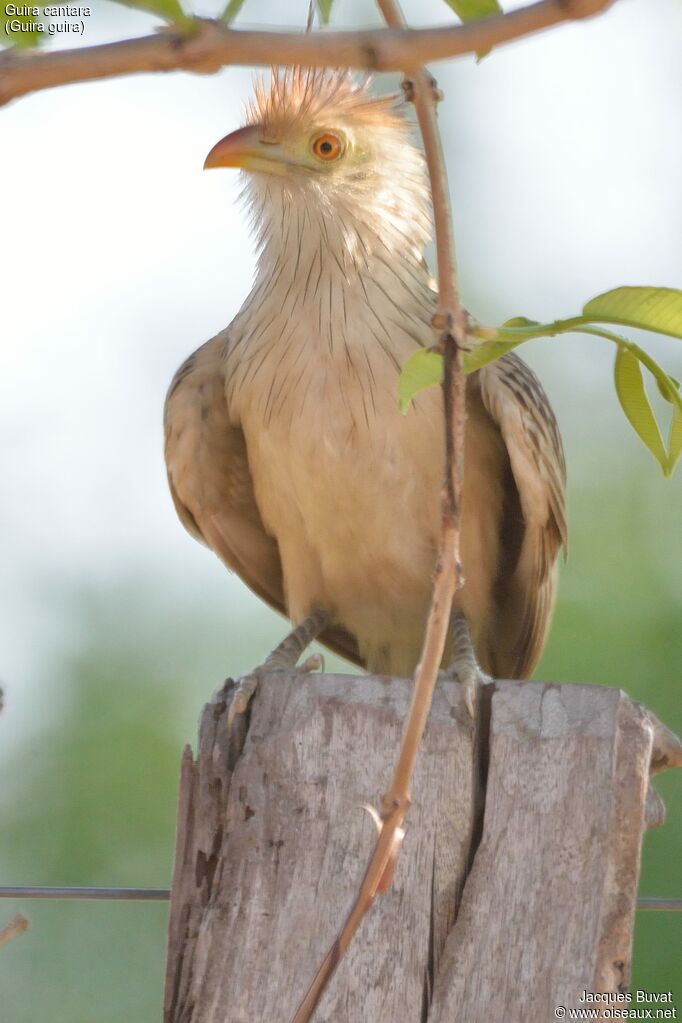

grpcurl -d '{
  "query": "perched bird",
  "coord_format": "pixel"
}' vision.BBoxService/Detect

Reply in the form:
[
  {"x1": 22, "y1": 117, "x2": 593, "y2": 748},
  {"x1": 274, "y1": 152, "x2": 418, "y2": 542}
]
[{"x1": 164, "y1": 68, "x2": 566, "y2": 698}]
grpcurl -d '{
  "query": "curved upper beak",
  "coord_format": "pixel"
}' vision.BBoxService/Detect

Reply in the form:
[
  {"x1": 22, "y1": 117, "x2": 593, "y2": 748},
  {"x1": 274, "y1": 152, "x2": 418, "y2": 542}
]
[
  {"x1": 204, "y1": 125, "x2": 263, "y2": 170},
  {"x1": 204, "y1": 124, "x2": 287, "y2": 175}
]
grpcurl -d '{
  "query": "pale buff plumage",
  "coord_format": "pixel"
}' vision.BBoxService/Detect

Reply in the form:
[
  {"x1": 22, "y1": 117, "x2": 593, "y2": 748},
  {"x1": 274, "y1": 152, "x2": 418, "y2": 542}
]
[{"x1": 164, "y1": 69, "x2": 567, "y2": 679}]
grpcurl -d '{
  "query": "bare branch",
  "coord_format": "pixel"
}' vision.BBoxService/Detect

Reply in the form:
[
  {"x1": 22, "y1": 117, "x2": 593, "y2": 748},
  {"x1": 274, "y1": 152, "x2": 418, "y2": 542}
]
[
  {"x1": 289, "y1": 0, "x2": 471, "y2": 1017},
  {"x1": 0, "y1": 914, "x2": 29, "y2": 950},
  {"x1": 379, "y1": 39, "x2": 468, "y2": 805},
  {"x1": 0, "y1": 0, "x2": 612, "y2": 108}
]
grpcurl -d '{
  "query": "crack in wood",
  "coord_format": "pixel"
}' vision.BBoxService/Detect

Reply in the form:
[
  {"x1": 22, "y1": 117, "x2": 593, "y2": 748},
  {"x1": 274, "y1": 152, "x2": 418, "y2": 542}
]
[{"x1": 164, "y1": 674, "x2": 679, "y2": 1023}]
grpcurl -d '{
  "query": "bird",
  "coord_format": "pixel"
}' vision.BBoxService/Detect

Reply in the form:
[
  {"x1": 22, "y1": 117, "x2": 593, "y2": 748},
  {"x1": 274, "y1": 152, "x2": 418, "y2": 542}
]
[{"x1": 164, "y1": 67, "x2": 567, "y2": 709}]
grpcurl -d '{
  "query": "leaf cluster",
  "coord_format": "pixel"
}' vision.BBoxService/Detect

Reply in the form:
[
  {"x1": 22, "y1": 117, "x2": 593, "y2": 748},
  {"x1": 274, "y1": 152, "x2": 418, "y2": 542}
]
[
  {"x1": 0, "y1": 0, "x2": 336, "y2": 45},
  {"x1": 0, "y1": 0, "x2": 503, "y2": 51},
  {"x1": 1, "y1": 4, "x2": 46, "y2": 48},
  {"x1": 113, "y1": 0, "x2": 190, "y2": 24},
  {"x1": 220, "y1": 0, "x2": 502, "y2": 27},
  {"x1": 1, "y1": 0, "x2": 192, "y2": 49},
  {"x1": 399, "y1": 287, "x2": 682, "y2": 477}
]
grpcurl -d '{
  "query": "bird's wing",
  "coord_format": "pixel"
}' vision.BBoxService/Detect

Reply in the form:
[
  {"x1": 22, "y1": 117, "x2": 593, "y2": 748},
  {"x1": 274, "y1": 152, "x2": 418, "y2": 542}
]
[
  {"x1": 477, "y1": 352, "x2": 567, "y2": 678},
  {"x1": 164, "y1": 332, "x2": 362, "y2": 667}
]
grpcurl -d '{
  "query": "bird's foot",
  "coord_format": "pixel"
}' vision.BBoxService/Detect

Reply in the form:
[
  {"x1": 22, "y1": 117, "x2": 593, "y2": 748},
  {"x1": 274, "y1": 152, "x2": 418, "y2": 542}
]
[
  {"x1": 440, "y1": 660, "x2": 491, "y2": 719},
  {"x1": 227, "y1": 653, "x2": 324, "y2": 731},
  {"x1": 444, "y1": 610, "x2": 491, "y2": 718},
  {"x1": 226, "y1": 610, "x2": 328, "y2": 734}
]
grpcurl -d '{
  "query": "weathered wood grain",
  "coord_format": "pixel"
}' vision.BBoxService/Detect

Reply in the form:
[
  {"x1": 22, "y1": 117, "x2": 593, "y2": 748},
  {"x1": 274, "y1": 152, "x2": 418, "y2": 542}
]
[
  {"x1": 164, "y1": 671, "x2": 478, "y2": 1023},
  {"x1": 429, "y1": 682, "x2": 663, "y2": 1022},
  {"x1": 165, "y1": 676, "x2": 680, "y2": 1023}
]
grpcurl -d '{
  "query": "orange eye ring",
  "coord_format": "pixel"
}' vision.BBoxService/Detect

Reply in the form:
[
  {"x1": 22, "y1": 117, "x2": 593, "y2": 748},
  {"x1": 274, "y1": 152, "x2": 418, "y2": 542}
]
[{"x1": 311, "y1": 132, "x2": 344, "y2": 162}]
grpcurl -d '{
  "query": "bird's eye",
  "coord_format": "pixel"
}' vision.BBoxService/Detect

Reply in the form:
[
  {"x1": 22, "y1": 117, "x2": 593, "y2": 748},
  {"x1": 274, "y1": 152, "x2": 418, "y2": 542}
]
[{"x1": 311, "y1": 132, "x2": 344, "y2": 162}]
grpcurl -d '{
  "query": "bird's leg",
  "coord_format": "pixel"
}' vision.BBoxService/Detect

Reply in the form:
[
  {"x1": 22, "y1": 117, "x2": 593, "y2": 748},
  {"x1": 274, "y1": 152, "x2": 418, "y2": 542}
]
[
  {"x1": 227, "y1": 609, "x2": 329, "y2": 733},
  {"x1": 443, "y1": 610, "x2": 491, "y2": 717}
]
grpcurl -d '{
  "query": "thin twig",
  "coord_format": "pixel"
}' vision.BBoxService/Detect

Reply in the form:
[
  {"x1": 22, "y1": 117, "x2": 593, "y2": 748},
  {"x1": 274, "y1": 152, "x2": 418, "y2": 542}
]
[
  {"x1": 0, "y1": 914, "x2": 29, "y2": 949},
  {"x1": 289, "y1": 1, "x2": 468, "y2": 1019},
  {"x1": 380, "y1": 13, "x2": 469, "y2": 809},
  {"x1": 0, "y1": 0, "x2": 613, "y2": 108}
]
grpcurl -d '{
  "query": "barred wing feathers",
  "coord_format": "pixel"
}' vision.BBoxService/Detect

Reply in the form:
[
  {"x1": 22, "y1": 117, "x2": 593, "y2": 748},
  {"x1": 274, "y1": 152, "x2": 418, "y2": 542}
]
[{"x1": 478, "y1": 353, "x2": 567, "y2": 678}]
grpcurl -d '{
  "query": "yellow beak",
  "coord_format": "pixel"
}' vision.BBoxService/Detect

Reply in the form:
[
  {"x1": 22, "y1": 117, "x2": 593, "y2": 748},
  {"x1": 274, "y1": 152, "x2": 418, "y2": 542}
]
[{"x1": 204, "y1": 125, "x2": 287, "y2": 175}]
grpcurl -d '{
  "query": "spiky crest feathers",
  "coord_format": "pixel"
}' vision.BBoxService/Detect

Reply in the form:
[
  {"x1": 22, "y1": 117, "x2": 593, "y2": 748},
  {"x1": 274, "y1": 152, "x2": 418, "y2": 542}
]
[{"x1": 245, "y1": 67, "x2": 408, "y2": 139}]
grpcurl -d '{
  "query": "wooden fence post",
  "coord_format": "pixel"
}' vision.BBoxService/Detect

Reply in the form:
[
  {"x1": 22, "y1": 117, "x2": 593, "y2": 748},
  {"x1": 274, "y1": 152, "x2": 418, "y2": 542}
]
[{"x1": 164, "y1": 673, "x2": 681, "y2": 1023}]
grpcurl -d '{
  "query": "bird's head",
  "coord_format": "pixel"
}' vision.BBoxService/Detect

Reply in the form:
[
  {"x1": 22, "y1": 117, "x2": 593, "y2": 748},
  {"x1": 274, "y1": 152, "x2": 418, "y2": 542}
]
[{"x1": 205, "y1": 68, "x2": 431, "y2": 265}]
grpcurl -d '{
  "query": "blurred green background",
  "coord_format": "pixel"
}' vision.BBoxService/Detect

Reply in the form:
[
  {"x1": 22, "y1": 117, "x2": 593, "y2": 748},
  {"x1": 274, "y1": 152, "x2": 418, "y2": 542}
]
[{"x1": 0, "y1": 0, "x2": 680, "y2": 1019}]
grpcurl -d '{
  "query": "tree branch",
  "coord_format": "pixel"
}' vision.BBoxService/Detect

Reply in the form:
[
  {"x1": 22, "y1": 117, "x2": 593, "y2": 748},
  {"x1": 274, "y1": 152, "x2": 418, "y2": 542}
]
[
  {"x1": 376, "y1": 4, "x2": 468, "y2": 812},
  {"x1": 0, "y1": 914, "x2": 29, "y2": 950},
  {"x1": 0, "y1": 0, "x2": 613, "y2": 108},
  {"x1": 289, "y1": 0, "x2": 470, "y2": 1018}
]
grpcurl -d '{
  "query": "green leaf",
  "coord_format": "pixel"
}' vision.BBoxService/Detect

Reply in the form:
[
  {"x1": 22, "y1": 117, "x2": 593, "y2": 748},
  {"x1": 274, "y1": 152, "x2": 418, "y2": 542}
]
[
  {"x1": 464, "y1": 338, "x2": 525, "y2": 372},
  {"x1": 583, "y1": 286, "x2": 682, "y2": 340},
  {"x1": 501, "y1": 316, "x2": 542, "y2": 329},
  {"x1": 668, "y1": 403, "x2": 682, "y2": 476},
  {"x1": 655, "y1": 373, "x2": 682, "y2": 476},
  {"x1": 443, "y1": 0, "x2": 502, "y2": 56},
  {"x1": 465, "y1": 316, "x2": 551, "y2": 371},
  {"x1": 613, "y1": 346, "x2": 667, "y2": 473},
  {"x1": 221, "y1": 0, "x2": 246, "y2": 21},
  {"x1": 578, "y1": 326, "x2": 682, "y2": 410},
  {"x1": 444, "y1": 0, "x2": 502, "y2": 21},
  {"x1": 1, "y1": 9, "x2": 46, "y2": 48},
  {"x1": 468, "y1": 294, "x2": 682, "y2": 475},
  {"x1": 316, "y1": 0, "x2": 334, "y2": 22},
  {"x1": 109, "y1": 0, "x2": 189, "y2": 24},
  {"x1": 398, "y1": 349, "x2": 443, "y2": 413},
  {"x1": 656, "y1": 373, "x2": 681, "y2": 402}
]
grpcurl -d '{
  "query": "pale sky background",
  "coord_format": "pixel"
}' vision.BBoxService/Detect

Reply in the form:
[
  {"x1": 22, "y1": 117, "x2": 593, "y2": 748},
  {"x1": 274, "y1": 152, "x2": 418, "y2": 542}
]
[{"x1": 1, "y1": 0, "x2": 681, "y2": 743}]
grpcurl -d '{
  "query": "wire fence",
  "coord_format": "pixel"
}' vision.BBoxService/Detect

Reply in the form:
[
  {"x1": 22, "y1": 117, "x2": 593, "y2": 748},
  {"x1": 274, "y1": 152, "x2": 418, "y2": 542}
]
[{"x1": 0, "y1": 886, "x2": 680, "y2": 910}]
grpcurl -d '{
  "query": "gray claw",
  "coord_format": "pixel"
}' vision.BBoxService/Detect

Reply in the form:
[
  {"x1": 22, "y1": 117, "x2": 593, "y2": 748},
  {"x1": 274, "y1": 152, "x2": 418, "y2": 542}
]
[
  {"x1": 463, "y1": 678, "x2": 477, "y2": 719},
  {"x1": 300, "y1": 652, "x2": 324, "y2": 674},
  {"x1": 227, "y1": 650, "x2": 325, "y2": 735},
  {"x1": 441, "y1": 663, "x2": 490, "y2": 718},
  {"x1": 227, "y1": 670, "x2": 261, "y2": 732}
]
